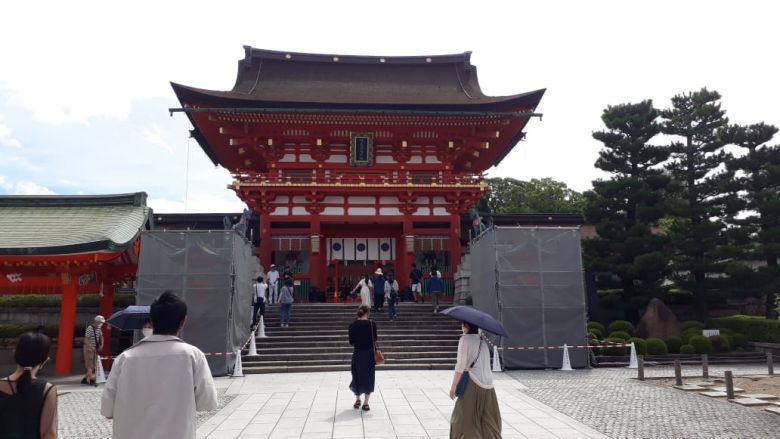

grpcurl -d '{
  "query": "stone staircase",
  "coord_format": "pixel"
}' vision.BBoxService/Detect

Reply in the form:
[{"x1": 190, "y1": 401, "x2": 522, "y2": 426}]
[{"x1": 242, "y1": 303, "x2": 461, "y2": 373}]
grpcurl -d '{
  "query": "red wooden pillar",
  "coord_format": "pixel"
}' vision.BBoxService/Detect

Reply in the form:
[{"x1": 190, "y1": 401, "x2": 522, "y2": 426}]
[
  {"x1": 449, "y1": 213, "x2": 463, "y2": 301},
  {"x1": 98, "y1": 281, "x2": 114, "y2": 368},
  {"x1": 55, "y1": 273, "x2": 77, "y2": 375},
  {"x1": 259, "y1": 213, "x2": 272, "y2": 269},
  {"x1": 398, "y1": 217, "x2": 413, "y2": 290},
  {"x1": 309, "y1": 213, "x2": 322, "y2": 292}
]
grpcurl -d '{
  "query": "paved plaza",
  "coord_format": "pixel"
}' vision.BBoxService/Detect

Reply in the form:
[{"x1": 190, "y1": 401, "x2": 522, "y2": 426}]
[{"x1": 54, "y1": 366, "x2": 780, "y2": 438}]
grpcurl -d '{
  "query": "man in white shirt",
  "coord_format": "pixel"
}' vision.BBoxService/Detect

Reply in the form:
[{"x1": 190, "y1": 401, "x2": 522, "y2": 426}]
[
  {"x1": 101, "y1": 291, "x2": 218, "y2": 439},
  {"x1": 267, "y1": 264, "x2": 279, "y2": 304},
  {"x1": 253, "y1": 276, "x2": 268, "y2": 328}
]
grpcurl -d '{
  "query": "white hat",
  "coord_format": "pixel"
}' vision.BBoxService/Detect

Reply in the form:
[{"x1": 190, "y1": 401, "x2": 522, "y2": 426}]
[
  {"x1": 374, "y1": 268, "x2": 383, "y2": 275},
  {"x1": 94, "y1": 315, "x2": 105, "y2": 323},
  {"x1": 270, "y1": 264, "x2": 276, "y2": 268}
]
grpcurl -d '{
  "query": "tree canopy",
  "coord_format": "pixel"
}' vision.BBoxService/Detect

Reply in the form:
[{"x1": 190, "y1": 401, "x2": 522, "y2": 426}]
[{"x1": 478, "y1": 177, "x2": 584, "y2": 214}]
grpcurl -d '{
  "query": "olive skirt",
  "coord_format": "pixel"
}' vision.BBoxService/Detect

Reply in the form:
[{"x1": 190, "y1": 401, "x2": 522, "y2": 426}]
[{"x1": 450, "y1": 378, "x2": 501, "y2": 439}]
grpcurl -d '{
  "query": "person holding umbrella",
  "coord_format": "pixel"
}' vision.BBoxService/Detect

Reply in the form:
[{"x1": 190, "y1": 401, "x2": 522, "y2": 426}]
[{"x1": 440, "y1": 306, "x2": 505, "y2": 438}]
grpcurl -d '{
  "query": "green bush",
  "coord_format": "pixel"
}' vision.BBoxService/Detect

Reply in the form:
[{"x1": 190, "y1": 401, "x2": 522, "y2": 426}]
[
  {"x1": 680, "y1": 344, "x2": 696, "y2": 354},
  {"x1": 681, "y1": 320, "x2": 705, "y2": 331},
  {"x1": 588, "y1": 321, "x2": 606, "y2": 335},
  {"x1": 588, "y1": 331, "x2": 601, "y2": 341},
  {"x1": 710, "y1": 315, "x2": 780, "y2": 343},
  {"x1": 0, "y1": 323, "x2": 86, "y2": 339},
  {"x1": 601, "y1": 337, "x2": 630, "y2": 355},
  {"x1": 609, "y1": 331, "x2": 631, "y2": 341},
  {"x1": 666, "y1": 336, "x2": 683, "y2": 354},
  {"x1": 689, "y1": 335, "x2": 713, "y2": 354},
  {"x1": 682, "y1": 328, "x2": 703, "y2": 344},
  {"x1": 629, "y1": 337, "x2": 647, "y2": 355},
  {"x1": 731, "y1": 333, "x2": 749, "y2": 350},
  {"x1": 608, "y1": 320, "x2": 634, "y2": 335},
  {"x1": 646, "y1": 337, "x2": 669, "y2": 355},
  {"x1": 588, "y1": 327, "x2": 604, "y2": 339},
  {"x1": 717, "y1": 327, "x2": 734, "y2": 336},
  {"x1": 709, "y1": 335, "x2": 730, "y2": 352},
  {"x1": 0, "y1": 293, "x2": 135, "y2": 308}
]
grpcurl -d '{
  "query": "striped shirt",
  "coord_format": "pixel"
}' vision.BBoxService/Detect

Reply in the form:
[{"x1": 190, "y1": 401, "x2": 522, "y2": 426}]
[{"x1": 85, "y1": 325, "x2": 102, "y2": 348}]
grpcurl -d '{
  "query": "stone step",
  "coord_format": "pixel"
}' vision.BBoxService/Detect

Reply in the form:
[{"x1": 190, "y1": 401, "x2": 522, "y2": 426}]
[
  {"x1": 260, "y1": 328, "x2": 460, "y2": 336},
  {"x1": 243, "y1": 352, "x2": 456, "y2": 362},
  {"x1": 243, "y1": 363, "x2": 454, "y2": 374},
  {"x1": 247, "y1": 340, "x2": 459, "y2": 349},
  {"x1": 253, "y1": 334, "x2": 461, "y2": 344}
]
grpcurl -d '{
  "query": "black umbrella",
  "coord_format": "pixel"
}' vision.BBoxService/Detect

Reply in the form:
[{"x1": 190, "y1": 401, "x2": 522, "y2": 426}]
[
  {"x1": 440, "y1": 306, "x2": 509, "y2": 337},
  {"x1": 106, "y1": 305, "x2": 150, "y2": 331}
]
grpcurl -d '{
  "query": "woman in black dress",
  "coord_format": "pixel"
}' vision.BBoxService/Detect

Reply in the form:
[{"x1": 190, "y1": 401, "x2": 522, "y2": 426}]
[{"x1": 348, "y1": 305, "x2": 378, "y2": 411}]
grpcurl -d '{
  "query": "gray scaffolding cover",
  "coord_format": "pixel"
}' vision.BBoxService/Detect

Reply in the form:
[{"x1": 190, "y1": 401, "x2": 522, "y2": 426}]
[
  {"x1": 135, "y1": 230, "x2": 255, "y2": 376},
  {"x1": 470, "y1": 227, "x2": 588, "y2": 369}
]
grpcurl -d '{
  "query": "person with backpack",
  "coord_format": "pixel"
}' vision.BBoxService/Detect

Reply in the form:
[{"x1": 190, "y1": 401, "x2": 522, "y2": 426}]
[
  {"x1": 279, "y1": 278, "x2": 295, "y2": 327},
  {"x1": 385, "y1": 274, "x2": 400, "y2": 321},
  {"x1": 409, "y1": 263, "x2": 423, "y2": 303},
  {"x1": 426, "y1": 266, "x2": 444, "y2": 313}
]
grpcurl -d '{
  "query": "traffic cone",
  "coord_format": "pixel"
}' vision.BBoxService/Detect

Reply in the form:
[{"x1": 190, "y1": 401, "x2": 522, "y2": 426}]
[
  {"x1": 560, "y1": 344, "x2": 573, "y2": 371},
  {"x1": 627, "y1": 342, "x2": 638, "y2": 369},
  {"x1": 258, "y1": 315, "x2": 268, "y2": 338},
  {"x1": 492, "y1": 345, "x2": 502, "y2": 372},
  {"x1": 231, "y1": 349, "x2": 244, "y2": 377},
  {"x1": 95, "y1": 357, "x2": 107, "y2": 384},
  {"x1": 248, "y1": 330, "x2": 258, "y2": 356}
]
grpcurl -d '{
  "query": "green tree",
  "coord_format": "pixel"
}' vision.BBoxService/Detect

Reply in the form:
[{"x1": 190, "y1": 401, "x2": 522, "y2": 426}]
[
  {"x1": 479, "y1": 177, "x2": 584, "y2": 214},
  {"x1": 661, "y1": 88, "x2": 733, "y2": 320},
  {"x1": 583, "y1": 101, "x2": 671, "y2": 319},
  {"x1": 724, "y1": 122, "x2": 780, "y2": 317}
]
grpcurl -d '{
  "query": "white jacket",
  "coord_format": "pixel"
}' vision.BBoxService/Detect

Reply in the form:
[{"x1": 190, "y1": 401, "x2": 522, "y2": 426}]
[{"x1": 101, "y1": 335, "x2": 218, "y2": 439}]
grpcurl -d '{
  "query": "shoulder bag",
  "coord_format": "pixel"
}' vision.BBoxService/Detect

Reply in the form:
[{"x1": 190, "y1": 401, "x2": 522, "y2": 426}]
[
  {"x1": 455, "y1": 338, "x2": 482, "y2": 397},
  {"x1": 369, "y1": 320, "x2": 385, "y2": 365}
]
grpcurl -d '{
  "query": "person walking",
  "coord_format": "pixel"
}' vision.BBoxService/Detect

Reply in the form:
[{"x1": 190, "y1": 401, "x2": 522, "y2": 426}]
[
  {"x1": 426, "y1": 267, "x2": 444, "y2": 313},
  {"x1": 279, "y1": 278, "x2": 295, "y2": 327},
  {"x1": 252, "y1": 276, "x2": 268, "y2": 329},
  {"x1": 1, "y1": 331, "x2": 58, "y2": 439},
  {"x1": 267, "y1": 264, "x2": 280, "y2": 304},
  {"x1": 351, "y1": 274, "x2": 373, "y2": 308},
  {"x1": 449, "y1": 322, "x2": 501, "y2": 438},
  {"x1": 82, "y1": 315, "x2": 105, "y2": 386},
  {"x1": 371, "y1": 268, "x2": 386, "y2": 312},
  {"x1": 101, "y1": 291, "x2": 218, "y2": 439},
  {"x1": 409, "y1": 263, "x2": 423, "y2": 303},
  {"x1": 385, "y1": 274, "x2": 399, "y2": 321},
  {"x1": 348, "y1": 305, "x2": 378, "y2": 411}
]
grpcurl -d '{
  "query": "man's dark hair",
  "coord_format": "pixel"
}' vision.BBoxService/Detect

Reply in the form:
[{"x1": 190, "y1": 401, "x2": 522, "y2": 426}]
[
  {"x1": 412, "y1": 263, "x2": 417, "y2": 268},
  {"x1": 150, "y1": 290, "x2": 187, "y2": 335},
  {"x1": 257, "y1": 276, "x2": 264, "y2": 282}
]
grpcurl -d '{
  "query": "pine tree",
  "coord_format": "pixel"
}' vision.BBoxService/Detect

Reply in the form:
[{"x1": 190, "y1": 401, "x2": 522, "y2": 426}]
[
  {"x1": 724, "y1": 122, "x2": 780, "y2": 317},
  {"x1": 660, "y1": 88, "x2": 732, "y2": 320},
  {"x1": 583, "y1": 101, "x2": 671, "y2": 319}
]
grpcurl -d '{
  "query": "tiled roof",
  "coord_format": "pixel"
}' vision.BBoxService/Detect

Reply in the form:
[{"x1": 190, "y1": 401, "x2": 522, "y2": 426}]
[{"x1": 0, "y1": 193, "x2": 150, "y2": 255}]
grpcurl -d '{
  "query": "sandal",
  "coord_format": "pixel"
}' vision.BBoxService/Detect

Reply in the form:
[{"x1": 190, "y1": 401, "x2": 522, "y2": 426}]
[
  {"x1": 362, "y1": 404, "x2": 370, "y2": 411},
  {"x1": 353, "y1": 399, "x2": 361, "y2": 409}
]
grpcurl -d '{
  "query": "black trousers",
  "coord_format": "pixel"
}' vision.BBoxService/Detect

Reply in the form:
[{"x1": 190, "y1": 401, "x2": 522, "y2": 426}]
[{"x1": 252, "y1": 299, "x2": 265, "y2": 325}]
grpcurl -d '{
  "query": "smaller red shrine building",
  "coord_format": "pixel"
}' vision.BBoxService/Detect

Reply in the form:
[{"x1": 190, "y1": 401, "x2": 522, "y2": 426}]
[{"x1": 172, "y1": 47, "x2": 544, "y2": 299}]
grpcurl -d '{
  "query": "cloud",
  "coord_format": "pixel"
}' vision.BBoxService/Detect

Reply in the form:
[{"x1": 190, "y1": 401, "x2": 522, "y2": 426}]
[
  {"x1": 0, "y1": 175, "x2": 56, "y2": 195},
  {"x1": 0, "y1": 117, "x2": 22, "y2": 148},
  {"x1": 148, "y1": 194, "x2": 245, "y2": 214},
  {"x1": 142, "y1": 125, "x2": 174, "y2": 154}
]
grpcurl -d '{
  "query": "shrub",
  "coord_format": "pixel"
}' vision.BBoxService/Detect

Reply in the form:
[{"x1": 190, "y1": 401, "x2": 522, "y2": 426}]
[
  {"x1": 666, "y1": 336, "x2": 683, "y2": 354},
  {"x1": 629, "y1": 337, "x2": 647, "y2": 355},
  {"x1": 0, "y1": 323, "x2": 86, "y2": 339},
  {"x1": 646, "y1": 338, "x2": 669, "y2": 355},
  {"x1": 0, "y1": 293, "x2": 135, "y2": 308},
  {"x1": 608, "y1": 320, "x2": 634, "y2": 335},
  {"x1": 717, "y1": 327, "x2": 734, "y2": 336},
  {"x1": 588, "y1": 331, "x2": 601, "y2": 341},
  {"x1": 689, "y1": 335, "x2": 713, "y2": 354},
  {"x1": 681, "y1": 320, "x2": 705, "y2": 331},
  {"x1": 709, "y1": 335, "x2": 730, "y2": 352},
  {"x1": 680, "y1": 344, "x2": 696, "y2": 354},
  {"x1": 608, "y1": 331, "x2": 631, "y2": 341},
  {"x1": 589, "y1": 327, "x2": 603, "y2": 339},
  {"x1": 601, "y1": 337, "x2": 630, "y2": 355},
  {"x1": 731, "y1": 333, "x2": 749, "y2": 350},
  {"x1": 588, "y1": 321, "x2": 606, "y2": 335},
  {"x1": 710, "y1": 315, "x2": 780, "y2": 343}
]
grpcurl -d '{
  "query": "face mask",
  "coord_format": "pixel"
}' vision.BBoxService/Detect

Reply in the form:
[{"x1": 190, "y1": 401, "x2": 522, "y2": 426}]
[{"x1": 142, "y1": 328, "x2": 153, "y2": 337}]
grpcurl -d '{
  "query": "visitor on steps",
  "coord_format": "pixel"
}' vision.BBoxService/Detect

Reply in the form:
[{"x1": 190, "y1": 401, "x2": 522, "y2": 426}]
[
  {"x1": 372, "y1": 268, "x2": 386, "y2": 312},
  {"x1": 426, "y1": 267, "x2": 444, "y2": 313},
  {"x1": 279, "y1": 278, "x2": 295, "y2": 327},
  {"x1": 409, "y1": 263, "x2": 423, "y2": 303},
  {"x1": 252, "y1": 276, "x2": 267, "y2": 329},
  {"x1": 348, "y1": 305, "x2": 378, "y2": 412},
  {"x1": 267, "y1": 264, "x2": 279, "y2": 304},
  {"x1": 1, "y1": 331, "x2": 58, "y2": 439},
  {"x1": 351, "y1": 274, "x2": 373, "y2": 308},
  {"x1": 101, "y1": 290, "x2": 217, "y2": 439},
  {"x1": 385, "y1": 274, "x2": 399, "y2": 321},
  {"x1": 449, "y1": 322, "x2": 501, "y2": 438},
  {"x1": 82, "y1": 315, "x2": 105, "y2": 386}
]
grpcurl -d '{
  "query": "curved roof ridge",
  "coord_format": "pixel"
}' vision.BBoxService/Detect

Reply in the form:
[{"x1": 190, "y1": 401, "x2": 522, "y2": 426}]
[{"x1": 242, "y1": 46, "x2": 472, "y2": 65}]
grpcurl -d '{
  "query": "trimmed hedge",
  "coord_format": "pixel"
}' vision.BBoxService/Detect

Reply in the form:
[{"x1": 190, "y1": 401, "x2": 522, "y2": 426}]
[
  {"x1": 646, "y1": 338, "x2": 668, "y2": 355},
  {"x1": 629, "y1": 337, "x2": 647, "y2": 355},
  {"x1": 731, "y1": 333, "x2": 748, "y2": 350},
  {"x1": 588, "y1": 321, "x2": 606, "y2": 336},
  {"x1": 589, "y1": 328, "x2": 604, "y2": 339},
  {"x1": 0, "y1": 294, "x2": 136, "y2": 308},
  {"x1": 666, "y1": 336, "x2": 683, "y2": 354},
  {"x1": 709, "y1": 335, "x2": 730, "y2": 352},
  {"x1": 681, "y1": 320, "x2": 705, "y2": 331},
  {"x1": 680, "y1": 344, "x2": 696, "y2": 354},
  {"x1": 608, "y1": 320, "x2": 634, "y2": 335},
  {"x1": 602, "y1": 337, "x2": 630, "y2": 355},
  {"x1": 689, "y1": 335, "x2": 713, "y2": 354},
  {"x1": 608, "y1": 331, "x2": 631, "y2": 341},
  {"x1": 710, "y1": 315, "x2": 780, "y2": 343},
  {"x1": 0, "y1": 323, "x2": 86, "y2": 339}
]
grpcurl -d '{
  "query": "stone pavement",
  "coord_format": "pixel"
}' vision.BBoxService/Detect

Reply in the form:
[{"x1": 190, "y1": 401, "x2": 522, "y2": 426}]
[{"x1": 198, "y1": 371, "x2": 607, "y2": 438}]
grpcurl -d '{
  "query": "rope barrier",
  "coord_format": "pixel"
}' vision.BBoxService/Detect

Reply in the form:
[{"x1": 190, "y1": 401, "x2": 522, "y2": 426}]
[{"x1": 98, "y1": 330, "x2": 258, "y2": 361}]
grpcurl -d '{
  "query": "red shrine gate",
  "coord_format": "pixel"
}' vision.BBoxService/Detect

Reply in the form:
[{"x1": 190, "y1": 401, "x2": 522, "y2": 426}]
[{"x1": 172, "y1": 47, "x2": 544, "y2": 300}]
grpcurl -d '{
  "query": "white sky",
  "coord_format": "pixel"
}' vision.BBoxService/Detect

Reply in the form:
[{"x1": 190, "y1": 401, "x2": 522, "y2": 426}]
[{"x1": 0, "y1": 1, "x2": 778, "y2": 212}]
